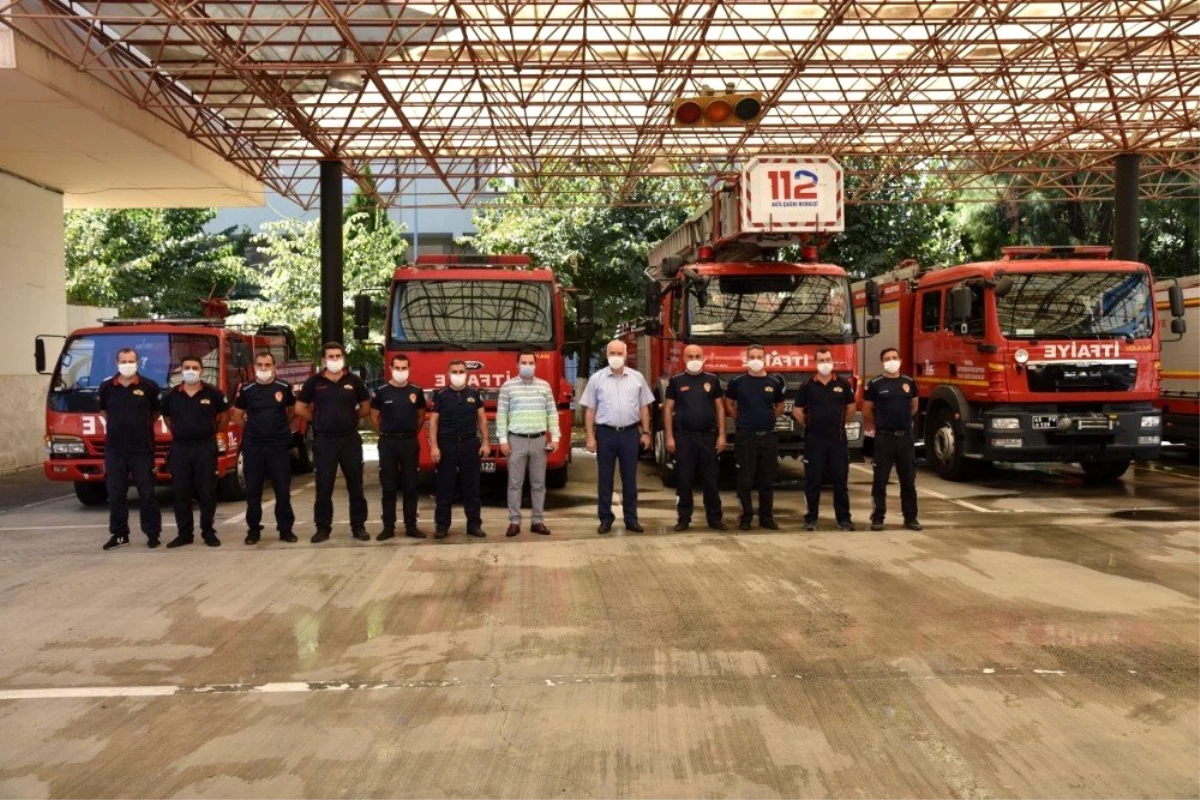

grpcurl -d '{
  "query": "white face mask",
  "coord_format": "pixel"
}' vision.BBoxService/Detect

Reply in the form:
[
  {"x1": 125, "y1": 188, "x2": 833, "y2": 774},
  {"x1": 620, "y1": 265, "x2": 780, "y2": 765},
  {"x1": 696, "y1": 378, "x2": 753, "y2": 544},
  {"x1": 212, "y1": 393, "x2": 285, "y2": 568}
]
[
  {"x1": 325, "y1": 358, "x2": 344, "y2": 373},
  {"x1": 883, "y1": 359, "x2": 901, "y2": 375},
  {"x1": 181, "y1": 369, "x2": 201, "y2": 385},
  {"x1": 608, "y1": 355, "x2": 625, "y2": 370},
  {"x1": 117, "y1": 363, "x2": 137, "y2": 378},
  {"x1": 685, "y1": 359, "x2": 704, "y2": 375},
  {"x1": 449, "y1": 373, "x2": 467, "y2": 389},
  {"x1": 746, "y1": 358, "x2": 765, "y2": 373},
  {"x1": 816, "y1": 362, "x2": 834, "y2": 377},
  {"x1": 518, "y1": 364, "x2": 536, "y2": 379},
  {"x1": 255, "y1": 369, "x2": 274, "y2": 383},
  {"x1": 392, "y1": 368, "x2": 409, "y2": 384}
]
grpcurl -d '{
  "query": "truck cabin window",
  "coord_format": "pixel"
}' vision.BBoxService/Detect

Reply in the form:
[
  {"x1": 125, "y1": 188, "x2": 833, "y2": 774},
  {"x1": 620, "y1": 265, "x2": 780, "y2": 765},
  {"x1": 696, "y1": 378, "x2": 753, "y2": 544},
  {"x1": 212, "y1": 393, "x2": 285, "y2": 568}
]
[
  {"x1": 687, "y1": 275, "x2": 853, "y2": 343},
  {"x1": 389, "y1": 281, "x2": 554, "y2": 349}
]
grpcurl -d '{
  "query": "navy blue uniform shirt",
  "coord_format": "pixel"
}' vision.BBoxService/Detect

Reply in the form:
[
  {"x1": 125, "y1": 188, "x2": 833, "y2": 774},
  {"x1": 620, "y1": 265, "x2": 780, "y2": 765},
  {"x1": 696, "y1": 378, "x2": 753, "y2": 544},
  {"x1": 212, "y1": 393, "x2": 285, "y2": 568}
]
[
  {"x1": 98, "y1": 375, "x2": 161, "y2": 454},
  {"x1": 433, "y1": 386, "x2": 483, "y2": 437},
  {"x1": 666, "y1": 372, "x2": 724, "y2": 432},
  {"x1": 297, "y1": 372, "x2": 369, "y2": 435},
  {"x1": 372, "y1": 383, "x2": 426, "y2": 433},
  {"x1": 793, "y1": 376, "x2": 854, "y2": 441},
  {"x1": 161, "y1": 382, "x2": 229, "y2": 440},
  {"x1": 864, "y1": 374, "x2": 919, "y2": 431},
  {"x1": 235, "y1": 380, "x2": 296, "y2": 447},
  {"x1": 725, "y1": 373, "x2": 786, "y2": 432}
]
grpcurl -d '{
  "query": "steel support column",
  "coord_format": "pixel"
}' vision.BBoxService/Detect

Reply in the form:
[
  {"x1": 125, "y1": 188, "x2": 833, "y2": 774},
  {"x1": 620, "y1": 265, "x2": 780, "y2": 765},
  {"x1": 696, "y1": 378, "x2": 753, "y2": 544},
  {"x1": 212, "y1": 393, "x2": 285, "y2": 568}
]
[
  {"x1": 319, "y1": 159, "x2": 344, "y2": 346},
  {"x1": 1113, "y1": 153, "x2": 1141, "y2": 262}
]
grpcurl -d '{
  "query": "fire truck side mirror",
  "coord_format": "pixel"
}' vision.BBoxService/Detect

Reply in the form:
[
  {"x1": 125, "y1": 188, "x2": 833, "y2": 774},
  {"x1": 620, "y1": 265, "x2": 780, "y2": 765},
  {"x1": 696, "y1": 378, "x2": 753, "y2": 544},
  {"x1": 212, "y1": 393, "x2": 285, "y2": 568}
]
[
  {"x1": 1171, "y1": 318, "x2": 1187, "y2": 336},
  {"x1": 661, "y1": 256, "x2": 685, "y2": 279},
  {"x1": 576, "y1": 294, "x2": 595, "y2": 341},
  {"x1": 34, "y1": 337, "x2": 47, "y2": 374},
  {"x1": 644, "y1": 282, "x2": 660, "y2": 317},
  {"x1": 866, "y1": 318, "x2": 881, "y2": 336},
  {"x1": 865, "y1": 280, "x2": 881, "y2": 317},
  {"x1": 993, "y1": 275, "x2": 1014, "y2": 299},
  {"x1": 1168, "y1": 284, "x2": 1185, "y2": 318},
  {"x1": 352, "y1": 294, "x2": 372, "y2": 341},
  {"x1": 948, "y1": 285, "x2": 973, "y2": 328}
]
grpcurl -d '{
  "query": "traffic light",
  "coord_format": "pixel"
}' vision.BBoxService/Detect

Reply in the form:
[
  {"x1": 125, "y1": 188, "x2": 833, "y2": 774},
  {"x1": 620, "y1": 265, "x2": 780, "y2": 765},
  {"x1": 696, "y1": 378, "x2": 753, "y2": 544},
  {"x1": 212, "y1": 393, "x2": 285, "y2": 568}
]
[{"x1": 672, "y1": 92, "x2": 764, "y2": 127}]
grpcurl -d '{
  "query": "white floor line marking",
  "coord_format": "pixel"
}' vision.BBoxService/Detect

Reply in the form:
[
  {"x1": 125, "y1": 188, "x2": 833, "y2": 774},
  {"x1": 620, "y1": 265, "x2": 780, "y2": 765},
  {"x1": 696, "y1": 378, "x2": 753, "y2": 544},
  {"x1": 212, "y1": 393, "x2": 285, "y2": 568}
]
[
  {"x1": 849, "y1": 463, "x2": 995, "y2": 514},
  {"x1": 0, "y1": 686, "x2": 177, "y2": 700},
  {"x1": 223, "y1": 481, "x2": 314, "y2": 526},
  {"x1": 0, "y1": 494, "x2": 74, "y2": 515}
]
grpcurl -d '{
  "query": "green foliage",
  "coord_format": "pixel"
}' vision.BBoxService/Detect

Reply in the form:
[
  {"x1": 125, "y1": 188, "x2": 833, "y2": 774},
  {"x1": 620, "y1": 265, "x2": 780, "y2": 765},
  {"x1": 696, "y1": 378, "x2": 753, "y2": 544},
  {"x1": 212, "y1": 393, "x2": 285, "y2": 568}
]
[{"x1": 64, "y1": 208, "x2": 255, "y2": 317}]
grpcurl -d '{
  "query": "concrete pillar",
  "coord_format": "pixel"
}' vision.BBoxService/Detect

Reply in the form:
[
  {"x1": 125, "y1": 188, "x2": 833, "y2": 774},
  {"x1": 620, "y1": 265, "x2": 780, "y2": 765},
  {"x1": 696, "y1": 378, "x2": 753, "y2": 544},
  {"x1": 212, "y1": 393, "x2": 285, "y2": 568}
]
[
  {"x1": 0, "y1": 171, "x2": 66, "y2": 470},
  {"x1": 319, "y1": 159, "x2": 344, "y2": 347},
  {"x1": 1113, "y1": 153, "x2": 1140, "y2": 262}
]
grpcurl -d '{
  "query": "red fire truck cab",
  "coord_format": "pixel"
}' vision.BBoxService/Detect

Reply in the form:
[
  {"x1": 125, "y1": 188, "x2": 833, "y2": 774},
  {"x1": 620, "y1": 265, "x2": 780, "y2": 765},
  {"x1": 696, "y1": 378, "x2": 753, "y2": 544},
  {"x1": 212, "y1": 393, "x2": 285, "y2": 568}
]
[
  {"x1": 1155, "y1": 274, "x2": 1198, "y2": 452},
  {"x1": 354, "y1": 254, "x2": 592, "y2": 488},
  {"x1": 853, "y1": 247, "x2": 1187, "y2": 483}
]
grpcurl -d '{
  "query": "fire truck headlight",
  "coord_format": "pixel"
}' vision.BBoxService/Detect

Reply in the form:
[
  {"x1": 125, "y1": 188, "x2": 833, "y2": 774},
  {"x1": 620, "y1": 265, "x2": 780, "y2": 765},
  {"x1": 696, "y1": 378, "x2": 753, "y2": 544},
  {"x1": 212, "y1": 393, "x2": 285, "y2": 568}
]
[
  {"x1": 1141, "y1": 415, "x2": 1161, "y2": 428},
  {"x1": 990, "y1": 417, "x2": 1021, "y2": 430},
  {"x1": 50, "y1": 436, "x2": 86, "y2": 456},
  {"x1": 1014, "y1": 349, "x2": 1029, "y2": 365},
  {"x1": 1138, "y1": 435, "x2": 1161, "y2": 445},
  {"x1": 844, "y1": 421, "x2": 862, "y2": 441},
  {"x1": 992, "y1": 438, "x2": 1023, "y2": 448}
]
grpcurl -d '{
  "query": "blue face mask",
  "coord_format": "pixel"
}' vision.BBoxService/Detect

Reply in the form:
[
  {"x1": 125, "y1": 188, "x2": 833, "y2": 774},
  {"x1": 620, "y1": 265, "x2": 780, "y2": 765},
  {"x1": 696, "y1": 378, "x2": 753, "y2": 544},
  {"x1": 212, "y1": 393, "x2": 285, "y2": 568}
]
[{"x1": 518, "y1": 364, "x2": 536, "y2": 379}]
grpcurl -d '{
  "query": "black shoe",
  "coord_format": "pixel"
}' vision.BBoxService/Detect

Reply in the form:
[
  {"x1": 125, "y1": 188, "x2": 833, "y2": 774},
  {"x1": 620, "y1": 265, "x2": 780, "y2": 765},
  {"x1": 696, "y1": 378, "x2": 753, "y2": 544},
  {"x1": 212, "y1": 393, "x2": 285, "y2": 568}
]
[
  {"x1": 245, "y1": 530, "x2": 261, "y2": 545},
  {"x1": 597, "y1": 522, "x2": 612, "y2": 534},
  {"x1": 904, "y1": 520, "x2": 923, "y2": 531},
  {"x1": 376, "y1": 529, "x2": 396, "y2": 542},
  {"x1": 202, "y1": 534, "x2": 221, "y2": 547},
  {"x1": 405, "y1": 528, "x2": 428, "y2": 539},
  {"x1": 836, "y1": 521, "x2": 856, "y2": 532},
  {"x1": 870, "y1": 521, "x2": 885, "y2": 532},
  {"x1": 352, "y1": 527, "x2": 370, "y2": 541},
  {"x1": 708, "y1": 520, "x2": 729, "y2": 532},
  {"x1": 759, "y1": 518, "x2": 779, "y2": 531},
  {"x1": 166, "y1": 535, "x2": 194, "y2": 549},
  {"x1": 738, "y1": 516, "x2": 752, "y2": 531},
  {"x1": 626, "y1": 522, "x2": 644, "y2": 533},
  {"x1": 804, "y1": 521, "x2": 817, "y2": 531},
  {"x1": 673, "y1": 522, "x2": 690, "y2": 532},
  {"x1": 435, "y1": 528, "x2": 448, "y2": 539},
  {"x1": 311, "y1": 529, "x2": 331, "y2": 544},
  {"x1": 146, "y1": 536, "x2": 161, "y2": 548},
  {"x1": 466, "y1": 528, "x2": 486, "y2": 538},
  {"x1": 103, "y1": 534, "x2": 129, "y2": 551},
  {"x1": 279, "y1": 531, "x2": 298, "y2": 543}
]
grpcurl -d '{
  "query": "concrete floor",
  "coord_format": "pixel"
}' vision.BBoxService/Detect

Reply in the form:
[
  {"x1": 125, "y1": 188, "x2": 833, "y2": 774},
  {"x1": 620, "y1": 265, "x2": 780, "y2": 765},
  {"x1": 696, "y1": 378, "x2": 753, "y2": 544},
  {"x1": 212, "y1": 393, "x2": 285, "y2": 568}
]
[{"x1": 0, "y1": 449, "x2": 1196, "y2": 799}]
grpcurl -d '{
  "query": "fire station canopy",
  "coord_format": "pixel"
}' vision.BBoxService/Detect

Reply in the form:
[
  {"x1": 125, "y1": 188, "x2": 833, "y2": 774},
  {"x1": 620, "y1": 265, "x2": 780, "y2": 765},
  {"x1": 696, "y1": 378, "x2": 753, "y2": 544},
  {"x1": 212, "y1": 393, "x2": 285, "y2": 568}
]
[{"x1": 1, "y1": 0, "x2": 1196, "y2": 208}]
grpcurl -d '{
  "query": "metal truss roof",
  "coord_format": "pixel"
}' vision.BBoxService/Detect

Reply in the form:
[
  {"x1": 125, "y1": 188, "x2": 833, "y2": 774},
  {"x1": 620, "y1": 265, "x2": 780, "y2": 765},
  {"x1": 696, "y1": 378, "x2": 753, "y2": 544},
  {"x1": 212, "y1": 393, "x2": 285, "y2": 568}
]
[{"x1": 4, "y1": 0, "x2": 1198, "y2": 208}]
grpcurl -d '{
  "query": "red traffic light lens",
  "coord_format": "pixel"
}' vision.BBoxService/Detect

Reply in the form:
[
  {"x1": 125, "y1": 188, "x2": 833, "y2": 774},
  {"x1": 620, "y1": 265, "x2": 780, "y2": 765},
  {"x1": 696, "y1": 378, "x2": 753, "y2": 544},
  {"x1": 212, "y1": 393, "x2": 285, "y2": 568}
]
[
  {"x1": 735, "y1": 96, "x2": 762, "y2": 121},
  {"x1": 675, "y1": 101, "x2": 702, "y2": 125},
  {"x1": 704, "y1": 99, "x2": 733, "y2": 123}
]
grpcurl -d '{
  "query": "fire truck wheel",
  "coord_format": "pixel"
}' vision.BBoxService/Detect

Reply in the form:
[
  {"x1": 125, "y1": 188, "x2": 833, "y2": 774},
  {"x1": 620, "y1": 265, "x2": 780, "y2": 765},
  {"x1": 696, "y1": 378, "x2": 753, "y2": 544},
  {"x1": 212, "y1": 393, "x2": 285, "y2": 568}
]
[
  {"x1": 218, "y1": 450, "x2": 247, "y2": 501},
  {"x1": 74, "y1": 481, "x2": 108, "y2": 506},
  {"x1": 655, "y1": 429, "x2": 677, "y2": 488},
  {"x1": 546, "y1": 464, "x2": 569, "y2": 489},
  {"x1": 292, "y1": 426, "x2": 315, "y2": 474},
  {"x1": 1080, "y1": 459, "x2": 1131, "y2": 484},
  {"x1": 927, "y1": 407, "x2": 972, "y2": 481}
]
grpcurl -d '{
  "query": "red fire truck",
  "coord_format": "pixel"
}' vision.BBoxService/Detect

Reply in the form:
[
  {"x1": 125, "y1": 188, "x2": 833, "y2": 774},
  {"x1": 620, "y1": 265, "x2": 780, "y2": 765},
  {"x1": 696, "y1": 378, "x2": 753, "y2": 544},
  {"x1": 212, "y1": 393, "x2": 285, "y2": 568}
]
[
  {"x1": 852, "y1": 246, "x2": 1187, "y2": 483},
  {"x1": 1156, "y1": 274, "x2": 1198, "y2": 452},
  {"x1": 619, "y1": 156, "x2": 878, "y2": 485},
  {"x1": 36, "y1": 317, "x2": 314, "y2": 505},
  {"x1": 353, "y1": 254, "x2": 593, "y2": 488}
]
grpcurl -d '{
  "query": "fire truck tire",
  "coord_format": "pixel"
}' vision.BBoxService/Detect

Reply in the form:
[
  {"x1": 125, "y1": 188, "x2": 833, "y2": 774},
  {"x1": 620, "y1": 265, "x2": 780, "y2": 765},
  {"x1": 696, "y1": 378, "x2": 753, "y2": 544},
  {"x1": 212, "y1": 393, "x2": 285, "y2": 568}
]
[
  {"x1": 292, "y1": 426, "x2": 315, "y2": 474},
  {"x1": 546, "y1": 464, "x2": 569, "y2": 489},
  {"x1": 74, "y1": 481, "x2": 108, "y2": 506},
  {"x1": 655, "y1": 429, "x2": 677, "y2": 488},
  {"x1": 218, "y1": 450, "x2": 247, "y2": 501},
  {"x1": 927, "y1": 407, "x2": 972, "y2": 481},
  {"x1": 1080, "y1": 459, "x2": 1131, "y2": 484}
]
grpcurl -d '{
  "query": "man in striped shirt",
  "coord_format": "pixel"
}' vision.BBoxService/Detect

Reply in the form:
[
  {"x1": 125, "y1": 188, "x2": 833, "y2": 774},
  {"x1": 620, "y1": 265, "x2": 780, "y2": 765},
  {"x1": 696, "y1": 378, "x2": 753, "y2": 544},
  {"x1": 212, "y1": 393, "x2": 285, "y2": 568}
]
[{"x1": 497, "y1": 349, "x2": 560, "y2": 536}]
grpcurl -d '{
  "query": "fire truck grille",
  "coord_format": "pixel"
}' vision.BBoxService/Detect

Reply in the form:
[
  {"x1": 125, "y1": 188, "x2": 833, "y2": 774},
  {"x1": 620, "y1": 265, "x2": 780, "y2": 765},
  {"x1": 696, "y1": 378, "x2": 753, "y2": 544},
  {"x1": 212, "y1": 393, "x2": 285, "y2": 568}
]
[
  {"x1": 89, "y1": 441, "x2": 171, "y2": 459},
  {"x1": 1026, "y1": 362, "x2": 1137, "y2": 393}
]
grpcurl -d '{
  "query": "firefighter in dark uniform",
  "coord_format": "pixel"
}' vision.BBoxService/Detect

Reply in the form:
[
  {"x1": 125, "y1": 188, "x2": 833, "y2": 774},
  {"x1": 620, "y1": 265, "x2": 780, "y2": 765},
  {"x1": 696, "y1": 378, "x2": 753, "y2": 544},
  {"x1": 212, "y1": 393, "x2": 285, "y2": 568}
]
[
  {"x1": 295, "y1": 342, "x2": 371, "y2": 543},
  {"x1": 664, "y1": 344, "x2": 727, "y2": 532},
  {"x1": 161, "y1": 355, "x2": 229, "y2": 547},
  {"x1": 371, "y1": 353, "x2": 428, "y2": 540},
  {"x1": 429, "y1": 359, "x2": 490, "y2": 539},
  {"x1": 233, "y1": 350, "x2": 297, "y2": 545},
  {"x1": 792, "y1": 348, "x2": 856, "y2": 532},
  {"x1": 98, "y1": 347, "x2": 163, "y2": 550},
  {"x1": 724, "y1": 343, "x2": 786, "y2": 531},
  {"x1": 863, "y1": 347, "x2": 922, "y2": 531}
]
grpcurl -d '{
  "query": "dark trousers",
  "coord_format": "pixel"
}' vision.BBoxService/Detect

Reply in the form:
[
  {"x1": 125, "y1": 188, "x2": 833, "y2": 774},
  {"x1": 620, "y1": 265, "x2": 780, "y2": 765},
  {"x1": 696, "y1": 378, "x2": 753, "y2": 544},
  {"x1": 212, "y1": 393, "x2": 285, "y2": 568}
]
[
  {"x1": 104, "y1": 450, "x2": 161, "y2": 538},
  {"x1": 872, "y1": 430, "x2": 919, "y2": 523},
  {"x1": 435, "y1": 437, "x2": 482, "y2": 530},
  {"x1": 244, "y1": 440, "x2": 294, "y2": 534},
  {"x1": 803, "y1": 436, "x2": 852, "y2": 524},
  {"x1": 169, "y1": 439, "x2": 218, "y2": 538},
  {"x1": 313, "y1": 432, "x2": 367, "y2": 531},
  {"x1": 735, "y1": 432, "x2": 778, "y2": 520},
  {"x1": 675, "y1": 430, "x2": 722, "y2": 524},
  {"x1": 379, "y1": 436, "x2": 420, "y2": 531},
  {"x1": 596, "y1": 426, "x2": 641, "y2": 525}
]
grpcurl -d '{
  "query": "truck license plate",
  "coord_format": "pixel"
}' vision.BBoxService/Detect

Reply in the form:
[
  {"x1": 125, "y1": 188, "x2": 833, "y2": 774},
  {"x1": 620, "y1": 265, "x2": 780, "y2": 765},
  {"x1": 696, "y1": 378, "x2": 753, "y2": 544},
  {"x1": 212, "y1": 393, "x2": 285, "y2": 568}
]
[
  {"x1": 783, "y1": 400, "x2": 795, "y2": 414},
  {"x1": 1032, "y1": 415, "x2": 1057, "y2": 430},
  {"x1": 481, "y1": 461, "x2": 496, "y2": 473}
]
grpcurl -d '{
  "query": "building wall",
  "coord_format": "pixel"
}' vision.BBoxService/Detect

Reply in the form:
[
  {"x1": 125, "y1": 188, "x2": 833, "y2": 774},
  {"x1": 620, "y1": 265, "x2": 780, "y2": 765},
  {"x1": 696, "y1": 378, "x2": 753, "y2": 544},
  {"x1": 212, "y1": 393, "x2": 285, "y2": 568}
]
[{"x1": 0, "y1": 171, "x2": 66, "y2": 471}]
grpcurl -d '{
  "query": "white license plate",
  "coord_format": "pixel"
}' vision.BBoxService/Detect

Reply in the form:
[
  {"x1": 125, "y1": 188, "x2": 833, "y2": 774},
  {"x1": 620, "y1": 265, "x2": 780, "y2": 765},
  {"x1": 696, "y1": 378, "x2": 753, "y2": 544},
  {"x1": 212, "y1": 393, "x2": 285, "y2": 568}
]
[
  {"x1": 1032, "y1": 415, "x2": 1057, "y2": 430},
  {"x1": 481, "y1": 461, "x2": 496, "y2": 473},
  {"x1": 783, "y1": 400, "x2": 795, "y2": 413}
]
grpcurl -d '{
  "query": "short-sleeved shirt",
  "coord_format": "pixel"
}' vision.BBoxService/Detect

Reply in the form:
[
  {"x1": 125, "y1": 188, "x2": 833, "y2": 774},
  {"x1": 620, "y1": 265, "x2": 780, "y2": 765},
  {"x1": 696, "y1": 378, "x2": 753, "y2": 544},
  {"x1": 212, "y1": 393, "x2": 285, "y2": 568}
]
[
  {"x1": 98, "y1": 374, "x2": 162, "y2": 455},
  {"x1": 579, "y1": 367, "x2": 655, "y2": 427},
  {"x1": 793, "y1": 376, "x2": 854, "y2": 441},
  {"x1": 432, "y1": 386, "x2": 483, "y2": 437},
  {"x1": 161, "y1": 382, "x2": 229, "y2": 441},
  {"x1": 864, "y1": 374, "x2": 919, "y2": 431},
  {"x1": 725, "y1": 373, "x2": 786, "y2": 432},
  {"x1": 371, "y1": 382, "x2": 426, "y2": 434},
  {"x1": 235, "y1": 380, "x2": 296, "y2": 447},
  {"x1": 297, "y1": 372, "x2": 370, "y2": 435},
  {"x1": 665, "y1": 372, "x2": 724, "y2": 432}
]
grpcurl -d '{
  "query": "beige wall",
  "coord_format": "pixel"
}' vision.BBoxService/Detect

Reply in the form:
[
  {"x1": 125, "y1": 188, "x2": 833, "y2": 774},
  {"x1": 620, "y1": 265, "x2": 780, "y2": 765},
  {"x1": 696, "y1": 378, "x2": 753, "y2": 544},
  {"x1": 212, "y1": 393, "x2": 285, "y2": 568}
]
[{"x1": 0, "y1": 170, "x2": 65, "y2": 471}]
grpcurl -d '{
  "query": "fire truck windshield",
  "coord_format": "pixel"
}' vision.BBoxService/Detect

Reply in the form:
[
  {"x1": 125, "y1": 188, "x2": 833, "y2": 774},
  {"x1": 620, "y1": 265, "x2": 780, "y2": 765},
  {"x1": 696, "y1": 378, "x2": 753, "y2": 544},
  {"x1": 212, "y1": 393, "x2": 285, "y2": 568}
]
[
  {"x1": 996, "y1": 271, "x2": 1153, "y2": 340},
  {"x1": 389, "y1": 280, "x2": 554, "y2": 349},
  {"x1": 48, "y1": 333, "x2": 221, "y2": 412},
  {"x1": 687, "y1": 275, "x2": 853, "y2": 343}
]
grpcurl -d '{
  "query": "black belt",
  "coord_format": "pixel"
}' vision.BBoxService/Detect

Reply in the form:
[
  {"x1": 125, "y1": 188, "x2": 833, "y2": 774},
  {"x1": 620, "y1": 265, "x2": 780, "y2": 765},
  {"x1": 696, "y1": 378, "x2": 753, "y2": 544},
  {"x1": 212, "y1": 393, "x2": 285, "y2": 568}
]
[
  {"x1": 741, "y1": 430, "x2": 777, "y2": 437},
  {"x1": 676, "y1": 428, "x2": 717, "y2": 435},
  {"x1": 380, "y1": 431, "x2": 418, "y2": 439},
  {"x1": 598, "y1": 423, "x2": 639, "y2": 432},
  {"x1": 877, "y1": 428, "x2": 912, "y2": 436},
  {"x1": 508, "y1": 431, "x2": 547, "y2": 439},
  {"x1": 439, "y1": 433, "x2": 479, "y2": 442},
  {"x1": 172, "y1": 437, "x2": 213, "y2": 445},
  {"x1": 316, "y1": 429, "x2": 358, "y2": 437}
]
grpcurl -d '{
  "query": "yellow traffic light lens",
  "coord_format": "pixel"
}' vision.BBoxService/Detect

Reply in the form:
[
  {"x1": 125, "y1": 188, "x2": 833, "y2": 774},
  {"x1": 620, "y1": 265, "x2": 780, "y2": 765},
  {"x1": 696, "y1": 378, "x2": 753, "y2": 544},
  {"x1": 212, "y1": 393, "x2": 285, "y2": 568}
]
[
  {"x1": 735, "y1": 96, "x2": 762, "y2": 121},
  {"x1": 675, "y1": 101, "x2": 703, "y2": 124},
  {"x1": 704, "y1": 99, "x2": 733, "y2": 123}
]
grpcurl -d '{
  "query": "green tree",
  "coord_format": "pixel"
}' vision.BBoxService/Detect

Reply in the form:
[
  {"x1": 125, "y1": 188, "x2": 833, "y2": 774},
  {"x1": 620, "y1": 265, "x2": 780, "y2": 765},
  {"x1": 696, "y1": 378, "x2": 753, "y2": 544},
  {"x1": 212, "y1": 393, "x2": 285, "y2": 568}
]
[{"x1": 64, "y1": 208, "x2": 255, "y2": 317}]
